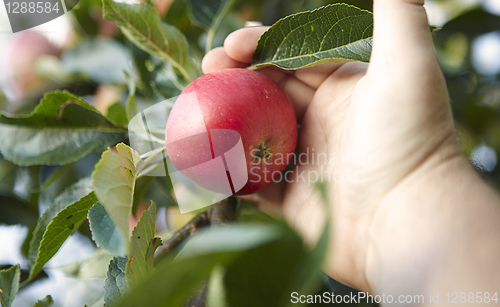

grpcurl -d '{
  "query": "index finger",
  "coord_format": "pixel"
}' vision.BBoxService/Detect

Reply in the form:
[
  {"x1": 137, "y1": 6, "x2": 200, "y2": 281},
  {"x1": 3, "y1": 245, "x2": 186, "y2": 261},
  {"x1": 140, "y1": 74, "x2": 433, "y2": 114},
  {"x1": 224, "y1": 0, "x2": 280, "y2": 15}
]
[{"x1": 224, "y1": 26, "x2": 269, "y2": 63}]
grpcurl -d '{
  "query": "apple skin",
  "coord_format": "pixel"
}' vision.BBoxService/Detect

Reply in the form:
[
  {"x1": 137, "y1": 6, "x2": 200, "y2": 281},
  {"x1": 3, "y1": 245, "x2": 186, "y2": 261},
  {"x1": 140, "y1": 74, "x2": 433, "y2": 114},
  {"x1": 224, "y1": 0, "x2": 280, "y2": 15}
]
[{"x1": 165, "y1": 68, "x2": 297, "y2": 195}]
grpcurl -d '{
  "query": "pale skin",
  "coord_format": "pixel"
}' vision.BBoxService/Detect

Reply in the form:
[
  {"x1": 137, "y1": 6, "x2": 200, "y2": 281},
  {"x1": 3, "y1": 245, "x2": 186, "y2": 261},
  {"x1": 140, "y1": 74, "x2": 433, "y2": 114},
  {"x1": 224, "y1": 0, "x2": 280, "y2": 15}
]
[{"x1": 202, "y1": 0, "x2": 500, "y2": 304}]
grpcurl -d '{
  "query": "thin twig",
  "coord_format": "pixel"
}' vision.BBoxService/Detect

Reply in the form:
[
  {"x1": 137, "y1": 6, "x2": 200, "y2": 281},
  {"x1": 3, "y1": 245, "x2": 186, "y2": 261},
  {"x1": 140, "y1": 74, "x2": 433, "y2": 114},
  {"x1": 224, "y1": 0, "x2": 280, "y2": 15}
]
[
  {"x1": 155, "y1": 208, "x2": 212, "y2": 262},
  {"x1": 183, "y1": 282, "x2": 208, "y2": 307}
]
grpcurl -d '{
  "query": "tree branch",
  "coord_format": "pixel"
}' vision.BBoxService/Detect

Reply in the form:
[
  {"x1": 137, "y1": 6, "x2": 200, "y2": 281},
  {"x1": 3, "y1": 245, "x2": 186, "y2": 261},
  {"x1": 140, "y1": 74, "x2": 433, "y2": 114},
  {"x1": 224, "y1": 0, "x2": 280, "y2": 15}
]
[
  {"x1": 156, "y1": 197, "x2": 239, "y2": 306},
  {"x1": 185, "y1": 198, "x2": 238, "y2": 307},
  {"x1": 210, "y1": 197, "x2": 238, "y2": 225},
  {"x1": 155, "y1": 208, "x2": 211, "y2": 262}
]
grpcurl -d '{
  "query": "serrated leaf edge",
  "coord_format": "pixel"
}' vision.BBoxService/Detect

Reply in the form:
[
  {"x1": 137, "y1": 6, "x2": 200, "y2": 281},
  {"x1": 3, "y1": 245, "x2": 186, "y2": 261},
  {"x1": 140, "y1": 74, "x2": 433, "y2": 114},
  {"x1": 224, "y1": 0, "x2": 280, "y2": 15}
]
[
  {"x1": 28, "y1": 192, "x2": 97, "y2": 281},
  {"x1": 101, "y1": 0, "x2": 191, "y2": 81},
  {"x1": 252, "y1": 3, "x2": 373, "y2": 70}
]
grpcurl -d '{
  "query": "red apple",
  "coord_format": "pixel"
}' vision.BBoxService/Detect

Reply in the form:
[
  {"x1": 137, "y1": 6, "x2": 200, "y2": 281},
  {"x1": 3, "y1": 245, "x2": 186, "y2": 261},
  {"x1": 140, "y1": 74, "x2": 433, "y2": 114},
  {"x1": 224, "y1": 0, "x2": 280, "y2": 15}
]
[{"x1": 165, "y1": 68, "x2": 297, "y2": 195}]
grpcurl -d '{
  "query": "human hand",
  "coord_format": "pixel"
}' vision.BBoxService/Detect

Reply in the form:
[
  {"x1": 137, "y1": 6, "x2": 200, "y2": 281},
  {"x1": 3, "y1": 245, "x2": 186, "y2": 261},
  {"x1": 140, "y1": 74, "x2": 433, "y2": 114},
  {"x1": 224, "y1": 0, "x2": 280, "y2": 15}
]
[{"x1": 202, "y1": 0, "x2": 500, "y2": 297}]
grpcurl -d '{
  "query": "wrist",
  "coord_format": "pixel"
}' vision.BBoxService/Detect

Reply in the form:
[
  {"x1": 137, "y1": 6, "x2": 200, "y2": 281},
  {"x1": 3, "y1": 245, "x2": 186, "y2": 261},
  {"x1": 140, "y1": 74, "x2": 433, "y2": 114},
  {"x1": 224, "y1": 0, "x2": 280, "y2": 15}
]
[{"x1": 366, "y1": 149, "x2": 500, "y2": 299}]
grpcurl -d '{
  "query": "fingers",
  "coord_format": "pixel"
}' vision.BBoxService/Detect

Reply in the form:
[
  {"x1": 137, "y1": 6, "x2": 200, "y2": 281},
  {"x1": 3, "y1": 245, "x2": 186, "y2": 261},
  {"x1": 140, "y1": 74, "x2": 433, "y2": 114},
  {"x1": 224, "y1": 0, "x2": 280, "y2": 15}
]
[
  {"x1": 370, "y1": 0, "x2": 437, "y2": 74},
  {"x1": 202, "y1": 47, "x2": 248, "y2": 73},
  {"x1": 224, "y1": 26, "x2": 269, "y2": 63},
  {"x1": 258, "y1": 67, "x2": 315, "y2": 121},
  {"x1": 202, "y1": 26, "x2": 269, "y2": 73},
  {"x1": 240, "y1": 180, "x2": 287, "y2": 217},
  {"x1": 294, "y1": 63, "x2": 346, "y2": 89}
]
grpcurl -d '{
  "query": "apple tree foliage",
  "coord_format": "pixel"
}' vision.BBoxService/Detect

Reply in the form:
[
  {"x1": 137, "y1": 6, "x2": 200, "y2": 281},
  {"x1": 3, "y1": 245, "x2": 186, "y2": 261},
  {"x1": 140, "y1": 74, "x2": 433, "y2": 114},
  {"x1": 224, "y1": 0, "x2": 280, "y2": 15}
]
[{"x1": 0, "y1": 0, "x2": 497, "y2": 306}]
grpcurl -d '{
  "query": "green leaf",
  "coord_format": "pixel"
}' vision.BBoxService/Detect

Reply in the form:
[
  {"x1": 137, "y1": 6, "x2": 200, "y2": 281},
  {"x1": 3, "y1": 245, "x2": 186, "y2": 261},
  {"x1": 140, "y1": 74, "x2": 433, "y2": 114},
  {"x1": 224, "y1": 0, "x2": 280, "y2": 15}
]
[
  {"x1": 185, "y1": 0, "x2": 235, "y2": 52},
  {"x1": 442, "y1": 8, "x2": 500, "y2": 35},
  {"x1": 125, "y1": 202, "x2": 160, "y2": 287},
  {"x1": 32, "y1": 164, "x2": 74, "y2": 193},
  {"x1": 0, "y1": 158, "x2": 17, "y2": 192},
  {"x1": 204, "y1": 10, "x2": 244, "y2": 52},
  {"x1": 88, "y1": 296, "x2": 105, "y2": 307},
  {"x1": 88, "y1": 202, "x2": 126, "y2": 256},
  {"x1": 28, "y1": 177, "x2": 93, "y2": 279},
  {"x1": 176, "y1": 224, "x2": 281, "y2": 259},
  {"x1": 0, "y1": 127, "x2": 125, "y2": 166},
  {"x1": 0, "y1": 195, "x2": 37, "y2": 226},
  {"x1": 164, "y1": 0, "x2": 189, "y2": 28},
  {"x1": 28, "y1": 192, "x2": 97, "y2": 281},
  {"x1": 153, "y1": 63, "x2": 185, "y2": 97},
  {"x1": 235, "y1": 190, "x2": 330, "y2": 307},
  {"x1": 118, "y1": 253, "x2": 230, "y2": 307},
  {"x1": 233, "y1": 202, "x2": 328, "y2": 306},
  {"x1": 61, "y1": 38, "x2": 134, "y2": 84},
  {"x1": 252, "y1": 3, "x2": 373, "y2": 70},
  {"x1": 0, "y1": 265, "x2": 20, "y2": 307},
  {"x1": 58, "y1": 248, "x2": 114, "y2": 279},
  {"x1": 146, "y1": 237, "x2": 162, "y2": 271},
  {"x1": 143, "y1": 177, "x2": 177, "y2": 208},
  {"x1": 115, "y1": 224, "x2": 279, "y2": 307},
  {"x1": 104, "y1": 257, "x2": 129, "y2": 306},
  {"x1": 0, "y1": 90, "x2": 116, "y2": 127},
  {"x1": 125, "y1": 73, "x2": 137, "y2": 122},
  {"x1": 127, "y1": 43, "x2": 155, "y2": 101},
  {"x1": 101, "y1": 0, "x2": 192, "y2": 81},
  {"x1": 0, "y1": 91, "x2": 126, "y2": 166},
  {"x1": 69, "y1": 0, "x2": 99, "y2": 36},
  {"x1": 207, "y1": 266, "x2": 228, "y2": 307},
  {"x1": 92, "y1": 143, "x2": 140, "y2": 250},
  {"x1": 33, "y1": 295, "x2": 54, "y2": 307},
  {"x1": 185, "y1": 0, "x2": 235, "y2": 30},
  {"x1": 131, "y1": 177, "x2": 154, "y2": 211},
  {"x1": 223, "y1": 224, "x2": 305, "y2": 307},
  {"x1": 185, "y1": 0, "x2": 222, "y2": 29},
  {"x1": 106, "y1": 103, "x2": 129, "y2": 127},
  {"x1": 0, "y1": 266, "x2": 48, "y2": 287}
]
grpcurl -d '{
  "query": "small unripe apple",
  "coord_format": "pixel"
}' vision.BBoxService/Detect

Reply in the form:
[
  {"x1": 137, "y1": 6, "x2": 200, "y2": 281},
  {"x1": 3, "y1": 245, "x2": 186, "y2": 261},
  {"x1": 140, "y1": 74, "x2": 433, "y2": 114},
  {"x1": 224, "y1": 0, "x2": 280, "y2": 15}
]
[
  {"x1": 165, "y1": 68, "x2": 297, "y2": 195},
  {"x1": 0, "y1": 31, "x2": 61, "y2": 103}
]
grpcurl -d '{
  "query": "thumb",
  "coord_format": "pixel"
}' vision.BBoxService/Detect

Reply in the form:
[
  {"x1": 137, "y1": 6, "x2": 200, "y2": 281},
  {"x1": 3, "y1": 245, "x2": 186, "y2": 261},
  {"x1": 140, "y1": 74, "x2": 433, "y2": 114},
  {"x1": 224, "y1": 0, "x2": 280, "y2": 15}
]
[{"x1": 369, "y1": 0, "x2": 437, "y2": 74}]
